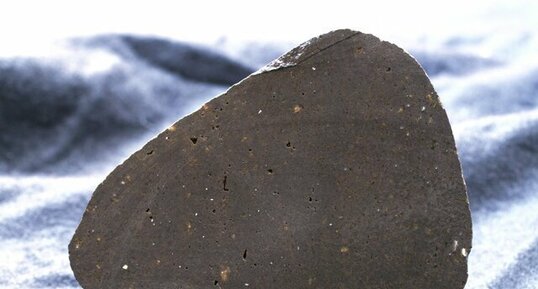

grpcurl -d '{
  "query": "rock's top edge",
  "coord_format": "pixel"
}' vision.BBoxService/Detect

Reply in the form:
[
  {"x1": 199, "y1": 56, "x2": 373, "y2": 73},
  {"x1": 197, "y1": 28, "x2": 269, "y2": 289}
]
[{"x1": 254, "y1": 29, "x2": 359, "y2": 75}]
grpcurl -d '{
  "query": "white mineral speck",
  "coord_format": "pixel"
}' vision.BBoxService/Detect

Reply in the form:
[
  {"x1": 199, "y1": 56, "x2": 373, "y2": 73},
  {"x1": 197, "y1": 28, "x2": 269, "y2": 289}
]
[
  {"x1": 452, "y1": 240, "x2": 459, "y2": 252},
  {"x1": 258, "y1": 109, "x2": 262, "y2": 114},
  {"x1": 421, "y1": 106, "x2": 426, "y2": 111},
  {"x1": 312, "y1": 67, "x2": 316, "y2": 70},
  {"x1": 122, "y1": 264, "x2": 128, "y2": 270}
]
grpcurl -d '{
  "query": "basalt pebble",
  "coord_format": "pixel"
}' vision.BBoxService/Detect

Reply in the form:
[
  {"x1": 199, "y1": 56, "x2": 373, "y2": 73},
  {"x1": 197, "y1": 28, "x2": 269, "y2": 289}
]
[{"x1": 69, "y1": 29, "x2": 472, "y2": 289}]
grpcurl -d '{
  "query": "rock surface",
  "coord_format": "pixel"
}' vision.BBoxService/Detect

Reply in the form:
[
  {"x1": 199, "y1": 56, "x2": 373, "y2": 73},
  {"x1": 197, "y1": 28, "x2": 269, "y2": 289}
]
[{"x1": 69, "y1": 29, "x2": 472, "y2": 289}]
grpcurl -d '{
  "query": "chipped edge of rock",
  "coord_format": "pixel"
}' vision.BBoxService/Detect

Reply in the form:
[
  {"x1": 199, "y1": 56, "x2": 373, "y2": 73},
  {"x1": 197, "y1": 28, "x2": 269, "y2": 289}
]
[{"x1": 254, "y1": 29, "x2": 359, "y2": 74}]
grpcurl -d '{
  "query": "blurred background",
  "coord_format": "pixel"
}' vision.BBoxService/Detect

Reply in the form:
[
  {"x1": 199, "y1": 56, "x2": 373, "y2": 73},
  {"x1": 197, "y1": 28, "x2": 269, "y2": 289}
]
[{"x1": 0, "y1": 0, "x2": 537, "y2": 288}]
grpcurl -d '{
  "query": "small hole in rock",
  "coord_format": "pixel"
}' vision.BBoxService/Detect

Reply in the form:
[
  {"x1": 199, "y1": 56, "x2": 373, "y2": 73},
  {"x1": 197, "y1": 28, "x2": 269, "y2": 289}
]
[
  {"x1": 267, "y1": 169, "x2": 273, "y2": 174},
  {"x1": 223, "y1": 175, "x2": 229, "y2": 191},
  {"x1": 243, "y1": 249, "x2": 248, "y2": 260},
  {"x1": 190, "y1": 137, "x2": 198, "y2": 144}
]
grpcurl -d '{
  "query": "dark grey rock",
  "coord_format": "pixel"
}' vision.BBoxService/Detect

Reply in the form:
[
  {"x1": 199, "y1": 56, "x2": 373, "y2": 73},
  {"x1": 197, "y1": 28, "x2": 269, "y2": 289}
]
[{"x1": 70, "y1": 29, "x2": 472, "y2": 289}]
